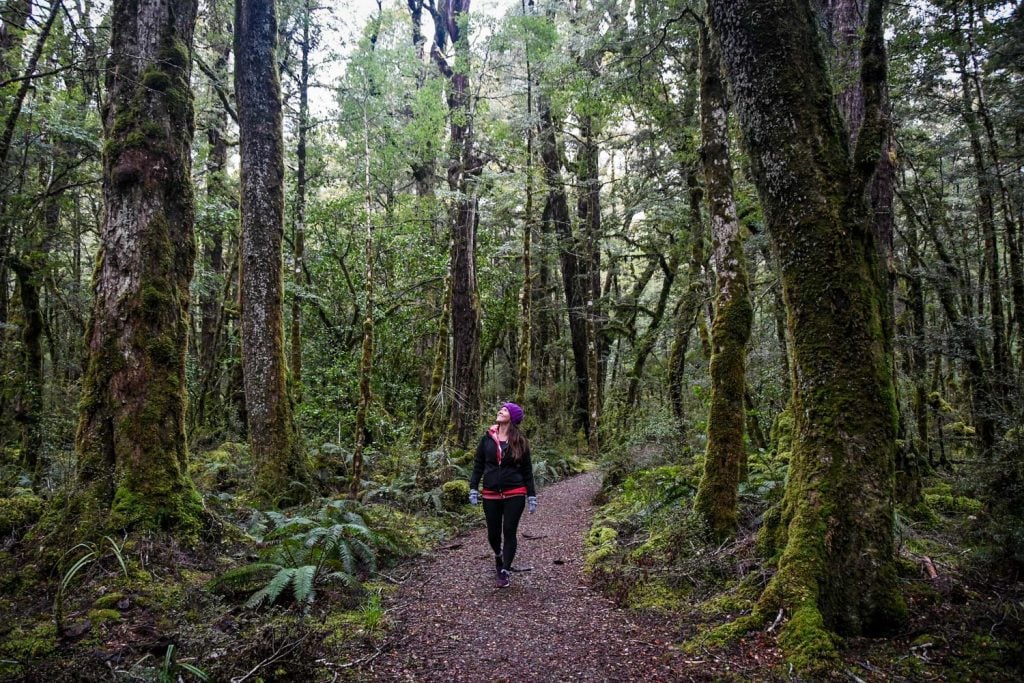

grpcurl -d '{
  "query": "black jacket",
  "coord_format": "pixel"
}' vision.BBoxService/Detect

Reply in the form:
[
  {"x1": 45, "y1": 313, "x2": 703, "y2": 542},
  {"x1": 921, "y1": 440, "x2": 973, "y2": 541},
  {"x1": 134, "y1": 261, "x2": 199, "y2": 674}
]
[{"x1": 469, "y1": 427, "x2": 536, "y2": 496}]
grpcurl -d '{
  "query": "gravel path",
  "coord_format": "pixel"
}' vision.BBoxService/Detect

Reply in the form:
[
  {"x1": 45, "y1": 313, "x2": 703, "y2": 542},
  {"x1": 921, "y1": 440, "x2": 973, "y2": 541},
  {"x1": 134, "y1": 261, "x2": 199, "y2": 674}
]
[{"x1": 361, "y1": 471, "x2": 706, "y2": 682}]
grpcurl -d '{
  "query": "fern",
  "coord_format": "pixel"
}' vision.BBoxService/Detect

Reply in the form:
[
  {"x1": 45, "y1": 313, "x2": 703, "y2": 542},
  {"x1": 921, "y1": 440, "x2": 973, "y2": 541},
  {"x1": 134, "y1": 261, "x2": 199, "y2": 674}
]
[
  {"x1": 217, "y1": 497, "x2": 400, "y2": 610},
  {"x1": 246, "y1": 566, "x2": 299, "y2": 608},
  {"x1": 209, "y1": 563, "x2": 280, "y2": 595}
]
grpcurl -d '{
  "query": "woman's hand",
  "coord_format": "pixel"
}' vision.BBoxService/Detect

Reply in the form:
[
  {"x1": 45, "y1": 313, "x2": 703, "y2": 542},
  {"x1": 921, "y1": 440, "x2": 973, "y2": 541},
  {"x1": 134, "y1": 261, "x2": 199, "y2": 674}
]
[
  {"x1": 527, "y1": 496, "x2": 537, "y2": 514},
  {"x1": 469, "y1": 489, "x2": 479, "y2": 505}
]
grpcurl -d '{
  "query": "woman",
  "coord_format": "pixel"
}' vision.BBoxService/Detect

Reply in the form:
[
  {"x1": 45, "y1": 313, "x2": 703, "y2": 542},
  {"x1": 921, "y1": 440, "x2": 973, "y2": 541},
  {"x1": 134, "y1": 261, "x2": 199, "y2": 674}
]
[{"x1": 469, "y1": 402, "x2": 537, "y2": 587}]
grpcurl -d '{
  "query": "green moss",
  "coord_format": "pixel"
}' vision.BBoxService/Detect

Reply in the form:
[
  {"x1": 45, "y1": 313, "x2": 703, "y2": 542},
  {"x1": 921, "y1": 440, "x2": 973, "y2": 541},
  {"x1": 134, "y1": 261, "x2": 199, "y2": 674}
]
[
  {"x1": 109, "y1": 480, "x2": 203, "y2": 537},
  {"x1": 698, "y1": 575, "x2": 762, "y2": 618},
  {"x1": 585, "y1": 525, "x2": 618, "y2": 571},
  {"x1": 944, "y1": 421, "x2": 976, "y2": 436},
  {"x1": 92, "y1": 592, "x2": 126, "y2": 609},
  {"x1": 770, "y1": 408, "x2": 794, "y2": 457},
  {"x1": 87, "y1": 608, "x2": 122, "y2": 626},
  {"x1": 924, "y1": 492, "x2": 983, "y2": 515},
  {"x1": 927, "y1": 392, "x2": 954, "y2": 413},
  {"x1": 191, "y1": 442, "x2": 251, "y2": 493},
  {"x1": 777, "y1": 602, "x2": 842, "y2": 676},
  {"x1": 627, "y1": 579, "x2": 689, "y2": 611},
  {"x1": 951, "y1": 634, "x2": 1024, "y2": 681},
  {"x1": 0, "y1": 494, "x2": 45, "y2": 537},
  {"x1": 141, "y1": 68, "x2": 173, "y2": 92},
  {"x1": 440, "y1": 480, "x2": 469, "y2": 511},
  {"x1": 922, "y1": 482, "x2": 952, "y2": 496},
  {"x1": 0, "y1": 621, "x2": 57, "y2": 661},
  {"x1": 141, "y1": 284, "x2": 172, "y2": 321},
  {"x1": 900, "y1": 500, "x2": 940, "y2": 527},
  {"x1": 682, "y1": 611, "x2": 763, "y2": 654}
]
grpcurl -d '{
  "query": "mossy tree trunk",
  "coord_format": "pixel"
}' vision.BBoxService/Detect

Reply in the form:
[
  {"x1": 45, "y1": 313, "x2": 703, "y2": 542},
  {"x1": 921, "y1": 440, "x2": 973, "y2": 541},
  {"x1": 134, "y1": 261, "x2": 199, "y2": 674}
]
[
  {"x1": 707, "y1": 0, "x2": 907, "y2": 652},
  {"x1": 825, "y1": 0, "x2": 914, "y2": 501},
  {"x1": 693, "y1": 19, "x2": 753, "y2": 540},
  {"x1": 235, "y1": 0, "x2": 311, "y2": 504},
  {"x1": 10, "y1": 256, "x2": 43, "y2": 484},
  {"x1": 625, "y1": 249, "x2": 680, "y2": 414},
  {"x1": 352, "y1": 82, "x2": 376, "y2": 498},
  {"x1": 72, "y1": 0, "x2": 203, "y2": 534}
]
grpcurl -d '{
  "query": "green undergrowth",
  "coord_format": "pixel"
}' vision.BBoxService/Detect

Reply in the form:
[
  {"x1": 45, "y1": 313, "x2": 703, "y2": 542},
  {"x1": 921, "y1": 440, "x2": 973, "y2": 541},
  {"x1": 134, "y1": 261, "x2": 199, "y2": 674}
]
[
  {"x1": 586, "y1": 463, "x2": 735, "y2": 611},
  {"x1": 0, "y1": 436, "x2": 586, "y2": 679},
  {"x1": 587, "y1": 438, "x2": 1023, "y2": 681}
]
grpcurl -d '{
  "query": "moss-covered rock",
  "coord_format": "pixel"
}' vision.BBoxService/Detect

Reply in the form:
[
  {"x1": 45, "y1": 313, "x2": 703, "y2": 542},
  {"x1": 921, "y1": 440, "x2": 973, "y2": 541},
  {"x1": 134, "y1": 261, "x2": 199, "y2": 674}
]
[
  {"x1": 924, "y1": 492, "x2": 983, "y2": 516},
  {"x1": 87, "y1": 608, "x2": 122, "y2": 627},
  {"x1": 190, "y1": 442, "x2": 251, "y2": 493},
  {"x1": 0, "y1": 494, "x2": 45, "y2": 537},
  {"x1": 440, "y1": 480, "x2": 469, "y2": 512},
  {"x1": 585, "y1": 525, "x2": 619, "y2": 571}
]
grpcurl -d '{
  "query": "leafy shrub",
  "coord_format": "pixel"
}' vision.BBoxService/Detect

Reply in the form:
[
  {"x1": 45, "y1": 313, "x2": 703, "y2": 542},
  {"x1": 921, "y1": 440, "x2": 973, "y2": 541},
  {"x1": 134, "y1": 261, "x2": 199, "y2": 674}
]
[{"x1": 211, "y1": 499, "x2": 398, "y2": 609}]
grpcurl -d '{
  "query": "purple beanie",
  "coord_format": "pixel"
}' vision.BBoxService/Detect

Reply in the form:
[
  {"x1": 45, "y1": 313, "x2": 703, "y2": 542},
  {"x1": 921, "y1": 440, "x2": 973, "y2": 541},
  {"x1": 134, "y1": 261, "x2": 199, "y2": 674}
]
[{"x1": 504, "y1": 402, "x2": 524, "y2": 425}]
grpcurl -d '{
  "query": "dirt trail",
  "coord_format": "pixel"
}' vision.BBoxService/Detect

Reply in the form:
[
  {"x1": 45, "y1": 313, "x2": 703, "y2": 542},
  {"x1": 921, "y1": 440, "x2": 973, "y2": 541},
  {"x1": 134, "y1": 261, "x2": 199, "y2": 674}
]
[{"x1": 361, "y1": 471, "x2": 705, "y2": 682}]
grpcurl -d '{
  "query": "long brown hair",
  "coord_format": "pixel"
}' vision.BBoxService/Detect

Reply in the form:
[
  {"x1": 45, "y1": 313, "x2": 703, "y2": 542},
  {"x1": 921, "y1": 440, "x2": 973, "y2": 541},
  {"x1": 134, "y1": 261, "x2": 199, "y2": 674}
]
[{"x1": 505, "y1": 423, "x2": 529, "y2": 463}]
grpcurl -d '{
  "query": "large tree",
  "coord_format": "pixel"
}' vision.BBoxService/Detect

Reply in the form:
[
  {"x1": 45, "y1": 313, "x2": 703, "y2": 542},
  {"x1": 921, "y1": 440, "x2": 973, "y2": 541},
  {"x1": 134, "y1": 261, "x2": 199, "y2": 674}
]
[
  {"x1": 235, "y1": 0, "x2": 310, "y2": 502},
  {"x1": 706, "y1": 0, "x2": 906, "y2": 662},
  {"x1": 71, "y1": 0, "x2": 203, "y2": 532}
]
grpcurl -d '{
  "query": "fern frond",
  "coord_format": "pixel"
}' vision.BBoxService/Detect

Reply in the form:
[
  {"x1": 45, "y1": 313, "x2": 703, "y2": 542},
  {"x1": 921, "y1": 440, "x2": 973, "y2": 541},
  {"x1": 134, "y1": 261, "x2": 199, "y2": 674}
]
[
  {"x1": 210, "y1": 563, "x2": 281, "y2": 594},
  {"x1": 320, "y1": 570, "x2": 361, "y2": 592},
  {"x1": 348, "y1": 537, "x2": 377, "y2": 572},
  {"x1": 291, "y1": 564, "x2": 317, "y2": 605},
  {"x1": 333, "y1": 538, "x2": 356, "y2": 575},
  {"x1": 246, "y1": 567, "x2": 295, "y2": 609}
]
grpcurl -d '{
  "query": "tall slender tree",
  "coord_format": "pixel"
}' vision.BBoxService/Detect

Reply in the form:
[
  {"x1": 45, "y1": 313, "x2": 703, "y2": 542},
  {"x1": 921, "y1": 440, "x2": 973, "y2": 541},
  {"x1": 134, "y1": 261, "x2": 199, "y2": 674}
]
[
  {"x1": 423, "y1": 0, "x2": 482, "y2": 448},
  {"x1": 693, "y1": 17, "x2": 753, "y2": 540},
  {"x1": 235, "y1": 0, "x2": 310, "y2": 503}
]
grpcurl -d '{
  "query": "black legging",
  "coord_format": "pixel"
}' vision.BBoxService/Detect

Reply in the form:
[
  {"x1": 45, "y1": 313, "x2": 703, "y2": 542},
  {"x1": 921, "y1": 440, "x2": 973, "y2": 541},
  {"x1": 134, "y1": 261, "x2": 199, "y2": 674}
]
[{"x1": 483, "y1": 496, "x2": 526, "y2": 571}]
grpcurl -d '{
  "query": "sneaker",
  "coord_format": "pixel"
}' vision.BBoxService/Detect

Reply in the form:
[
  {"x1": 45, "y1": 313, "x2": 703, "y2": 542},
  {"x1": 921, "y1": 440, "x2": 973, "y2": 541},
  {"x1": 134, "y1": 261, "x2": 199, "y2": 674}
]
[{"x1": 495, "y1": 568, "x2": 511, "y2": 588}]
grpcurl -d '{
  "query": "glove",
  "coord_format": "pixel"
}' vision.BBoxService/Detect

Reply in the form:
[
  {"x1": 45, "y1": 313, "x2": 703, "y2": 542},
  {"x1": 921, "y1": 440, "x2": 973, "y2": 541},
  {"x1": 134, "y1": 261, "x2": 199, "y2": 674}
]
[
  {"x1": 527, "y1": 496, "x2": 537, "y2": 514},
  {"x1": 469, "y1": 489, "x2": 479, "y2": 505}
]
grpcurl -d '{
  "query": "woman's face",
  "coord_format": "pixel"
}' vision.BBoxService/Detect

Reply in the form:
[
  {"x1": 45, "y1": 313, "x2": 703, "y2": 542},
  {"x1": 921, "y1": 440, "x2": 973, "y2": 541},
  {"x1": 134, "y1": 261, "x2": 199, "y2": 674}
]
[{"x1": 496, "y1": 405, "x2": 510, "y2": 424}]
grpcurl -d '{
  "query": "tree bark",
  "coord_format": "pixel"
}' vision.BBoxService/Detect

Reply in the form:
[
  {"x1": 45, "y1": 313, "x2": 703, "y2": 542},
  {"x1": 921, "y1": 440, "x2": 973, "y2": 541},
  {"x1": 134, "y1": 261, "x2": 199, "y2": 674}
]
[
  {"x1": 538, "y1": 93, "x2": 591, "y2": 436},
  {"x1": 197, "y1": 0, "x2": 232, "y2": 429},
  {"x1": 236, "y1": 0, "x2": 310, "y2": 503},
  {"x1": 72, "y1": 0, "x2": 203, "y2": 533},
  {"x1": 668, "y1": 170, "x2": 707, "y2": 426},
  {"x1": 425, "y1": 0, "x2": 481, "y2": 448},
  {"x1": 10, "y1": 257, "x2": 43, "y2": 483},
  {"x1": 514, "y1": 0, "x2": 535, "y2": 406},
  {"x1": 289, "y1": 0, "x2": 312, "y2": 404},
  {"x1": 707, "y1": 0, "x2": 906, "y2": 650},
  {"x1": 693, "y1": 20, "x2": 753, "y2": 540}
]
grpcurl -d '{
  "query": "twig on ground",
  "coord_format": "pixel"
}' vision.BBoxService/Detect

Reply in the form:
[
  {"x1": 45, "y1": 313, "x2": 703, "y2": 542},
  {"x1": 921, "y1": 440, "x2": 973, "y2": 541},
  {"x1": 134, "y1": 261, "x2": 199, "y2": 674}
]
[
  {"x1": 231, "y1": 632, "x2": 311, "y2": 683},
  {"x1": 766, "y1": 608, "x2": 785, "y2": 633},
  {"x1": 339, "y1": 634, "x2": 411, "y2": 669}
]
